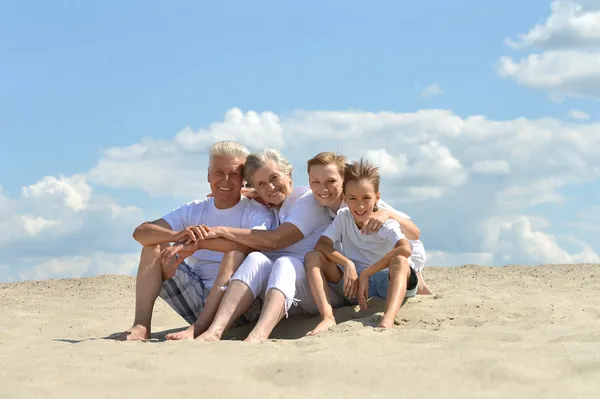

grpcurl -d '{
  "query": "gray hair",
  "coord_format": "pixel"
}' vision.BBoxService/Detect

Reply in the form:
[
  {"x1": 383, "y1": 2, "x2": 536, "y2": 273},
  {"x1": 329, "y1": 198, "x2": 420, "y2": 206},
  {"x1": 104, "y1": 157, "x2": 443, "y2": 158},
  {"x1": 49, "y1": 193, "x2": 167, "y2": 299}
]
[
  {"x1": 244, "y1": 148, "x2": 293, "y2": 186},
  {"x1": 209, "y1": 141, "x2": 249, "y2": 163}
]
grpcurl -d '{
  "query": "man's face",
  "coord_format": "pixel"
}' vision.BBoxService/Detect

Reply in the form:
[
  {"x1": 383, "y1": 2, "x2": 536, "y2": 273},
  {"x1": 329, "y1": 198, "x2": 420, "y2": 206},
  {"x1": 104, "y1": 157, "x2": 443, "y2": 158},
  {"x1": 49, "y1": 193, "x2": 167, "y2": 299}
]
[{"x1": 208, "y1": 156, "x2": 244, "y2": 204}]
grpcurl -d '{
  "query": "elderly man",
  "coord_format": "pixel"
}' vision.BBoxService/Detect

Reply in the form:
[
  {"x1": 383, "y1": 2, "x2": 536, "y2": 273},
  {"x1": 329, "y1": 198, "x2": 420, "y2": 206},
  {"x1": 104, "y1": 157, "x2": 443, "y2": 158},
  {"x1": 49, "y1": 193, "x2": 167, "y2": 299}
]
[{"x1": 114, "y1": 141, "x2": 275, "y2": 341}]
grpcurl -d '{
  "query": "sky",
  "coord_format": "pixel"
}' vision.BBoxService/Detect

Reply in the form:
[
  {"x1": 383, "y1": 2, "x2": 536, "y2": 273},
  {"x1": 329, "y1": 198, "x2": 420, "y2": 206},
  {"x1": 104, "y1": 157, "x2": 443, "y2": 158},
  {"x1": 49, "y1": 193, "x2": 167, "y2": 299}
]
[{"x1": 1, "y1": 0, "x2": 600, "y2": 282}]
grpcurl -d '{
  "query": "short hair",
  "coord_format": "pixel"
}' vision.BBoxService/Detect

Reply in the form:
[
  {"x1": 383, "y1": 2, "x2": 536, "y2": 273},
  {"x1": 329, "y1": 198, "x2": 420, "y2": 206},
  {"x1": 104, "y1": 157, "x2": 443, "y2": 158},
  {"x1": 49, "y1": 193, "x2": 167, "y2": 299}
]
[
  {"x1": 343, "y1": 158, "x2": 380, "y2": 194},
  {"x1": 209, "y1": 141, "x2": 249, "y2": 164},
  {"x1": 306, "y1": 152, "x2": 347, "y2": 177},
  {"x1": 244, "y1": 148, "x2": 293, "y2": 186}
]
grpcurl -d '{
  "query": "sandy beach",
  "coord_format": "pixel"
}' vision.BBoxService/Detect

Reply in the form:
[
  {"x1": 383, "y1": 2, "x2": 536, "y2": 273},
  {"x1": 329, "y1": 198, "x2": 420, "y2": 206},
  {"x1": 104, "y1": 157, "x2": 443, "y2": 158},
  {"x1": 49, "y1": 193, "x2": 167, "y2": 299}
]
[{"x1": 1, "y1": 263, "x2": 599, "y2": 398}]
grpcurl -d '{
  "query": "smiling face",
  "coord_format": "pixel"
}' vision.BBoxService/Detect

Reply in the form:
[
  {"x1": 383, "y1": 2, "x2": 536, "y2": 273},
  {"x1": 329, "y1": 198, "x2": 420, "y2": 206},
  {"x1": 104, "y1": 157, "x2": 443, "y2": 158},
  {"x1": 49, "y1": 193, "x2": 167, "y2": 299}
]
[
  {"x1": 208, "y1": 155, "x2": 244, "y2": 207},
  {"x1": 343, "y1": 179, "x2": 380, "y2": 227},
  {"x1": 250, "y1": 159, "x2": 293, "y2": 206},
  {"x1": 309, "y1": 163, "x2": 343, "y2": 210}
]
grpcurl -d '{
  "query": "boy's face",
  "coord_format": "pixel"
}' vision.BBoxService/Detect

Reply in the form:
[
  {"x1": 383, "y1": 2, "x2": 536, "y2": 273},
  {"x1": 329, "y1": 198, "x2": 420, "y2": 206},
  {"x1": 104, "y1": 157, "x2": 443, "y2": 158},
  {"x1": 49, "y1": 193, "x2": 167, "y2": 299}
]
[{"x1": 343, "y1": 179, "x2": 380, "y2": 226}]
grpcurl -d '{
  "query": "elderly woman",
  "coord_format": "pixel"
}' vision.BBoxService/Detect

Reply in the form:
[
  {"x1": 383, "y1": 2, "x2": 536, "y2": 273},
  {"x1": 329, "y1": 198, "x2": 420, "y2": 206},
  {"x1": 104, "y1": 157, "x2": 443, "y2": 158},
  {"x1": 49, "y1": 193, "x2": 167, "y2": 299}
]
[{"x1": 196, "y1": 148, "x2": 345, "y2": 343}]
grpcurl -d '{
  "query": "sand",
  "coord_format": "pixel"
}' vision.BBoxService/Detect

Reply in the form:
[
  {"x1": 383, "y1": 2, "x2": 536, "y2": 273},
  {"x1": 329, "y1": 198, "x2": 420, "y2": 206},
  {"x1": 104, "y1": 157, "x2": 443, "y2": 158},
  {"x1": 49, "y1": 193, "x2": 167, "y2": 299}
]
[{"x1": 1, "y1": 264, "x2": 599, "y2": 398}]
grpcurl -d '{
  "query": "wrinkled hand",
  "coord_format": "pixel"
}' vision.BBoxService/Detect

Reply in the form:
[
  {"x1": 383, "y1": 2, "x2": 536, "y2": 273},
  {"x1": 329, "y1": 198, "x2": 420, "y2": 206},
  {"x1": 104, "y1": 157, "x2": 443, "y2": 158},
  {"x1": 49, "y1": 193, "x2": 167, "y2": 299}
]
[
  {"x1": 176, "y1": 224, "x2": 212, "y2": 244},
  {"x1": 361, "y1": 210, "x2": 387, "y2": 235},
  {"x1": 343, "y1": 263, "x2": 359, "y2": 299},
  {"x1": 357, "y1": 274, "x2": 369, "y2": 310},
  {"x1": 160, "y1": 243, "x2": 196, "y2": 269}
]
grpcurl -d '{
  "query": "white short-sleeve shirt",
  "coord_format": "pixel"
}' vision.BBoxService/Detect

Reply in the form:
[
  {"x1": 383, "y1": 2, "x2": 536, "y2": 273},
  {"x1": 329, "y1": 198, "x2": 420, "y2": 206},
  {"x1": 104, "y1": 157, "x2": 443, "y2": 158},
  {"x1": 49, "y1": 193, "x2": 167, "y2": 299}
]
[
  {"x1": 327, "y1": 199, "x2": 427, "y2": 271},
  {"x1": 322, "y1": 208, "x2": 408, "y2": 272},
  {"x1": 162, "y1": 196, "x2": 275, "y2": 288},
  {"x1": 270, "y1": 186, "x2": 332, "y2": 259}
]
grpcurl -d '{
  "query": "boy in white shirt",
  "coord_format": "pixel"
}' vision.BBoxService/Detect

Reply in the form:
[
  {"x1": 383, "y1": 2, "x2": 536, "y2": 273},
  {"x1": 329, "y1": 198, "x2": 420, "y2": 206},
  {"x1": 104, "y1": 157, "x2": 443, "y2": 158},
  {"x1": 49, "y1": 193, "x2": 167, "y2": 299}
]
[{"x1": 306, "y1": 158, "x2": 419, "y2": 335}]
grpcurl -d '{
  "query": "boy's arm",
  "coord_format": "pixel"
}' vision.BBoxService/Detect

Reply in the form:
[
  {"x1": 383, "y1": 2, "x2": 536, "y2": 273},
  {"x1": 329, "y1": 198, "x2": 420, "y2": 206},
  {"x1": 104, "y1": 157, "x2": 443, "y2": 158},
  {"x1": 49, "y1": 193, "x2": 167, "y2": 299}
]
[
  {"x1": 384, "y1": 211, "x2": 420, "y2": 240},
  {"x1": 360, "y1": 238, "x2": 412, "y2": 279},
  {"x1": 314, "y1": 236, "x2": 355, "y2": 270}
]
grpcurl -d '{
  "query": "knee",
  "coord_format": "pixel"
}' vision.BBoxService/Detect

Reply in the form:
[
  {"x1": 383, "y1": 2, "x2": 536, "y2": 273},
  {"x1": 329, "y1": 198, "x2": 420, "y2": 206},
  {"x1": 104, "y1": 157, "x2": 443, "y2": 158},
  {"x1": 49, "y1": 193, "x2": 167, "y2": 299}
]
[
  {"x1": 219, "y1": 250, "x2": 247, "y2": 276},
  {"x1": 140, "y1": 243, "x2": 169, "y2": 269},
  {"x1": 304, "y1": 250, "x2": 325, "y2": 270},
  {"x1": 389, "y1": 255, "x2": 409, "y2": 277}
]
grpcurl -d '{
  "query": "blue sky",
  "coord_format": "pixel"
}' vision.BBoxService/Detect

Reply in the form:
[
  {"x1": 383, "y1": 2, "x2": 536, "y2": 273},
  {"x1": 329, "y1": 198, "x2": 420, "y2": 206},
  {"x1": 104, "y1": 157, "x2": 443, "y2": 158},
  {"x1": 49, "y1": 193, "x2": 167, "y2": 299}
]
[{"x1": 1, "y1": 0, "x2": 599, "y2": 281}]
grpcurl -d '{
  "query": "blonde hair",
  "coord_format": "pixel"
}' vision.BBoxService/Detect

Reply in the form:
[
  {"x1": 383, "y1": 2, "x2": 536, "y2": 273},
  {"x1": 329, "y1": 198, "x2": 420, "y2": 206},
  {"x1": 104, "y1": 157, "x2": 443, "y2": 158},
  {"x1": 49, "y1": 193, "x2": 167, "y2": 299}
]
[
  {"x1": 244, "y1": 148, "x2": 293, "y2": 186},
  {"x1": 343, "y1": 158, "x2": 380, "y2": 193},
  {"x1": 306, "y1": 152, "x2": 347, "y2": 177},
  {"x1": 209, "y1": 141, "x2": 249, "y2": 163}
]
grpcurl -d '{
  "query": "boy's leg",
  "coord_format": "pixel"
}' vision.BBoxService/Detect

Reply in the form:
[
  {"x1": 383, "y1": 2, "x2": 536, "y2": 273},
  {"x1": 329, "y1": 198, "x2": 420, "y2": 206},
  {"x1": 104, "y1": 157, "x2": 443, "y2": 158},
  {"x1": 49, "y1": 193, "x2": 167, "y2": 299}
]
[
  {"x1": 416, "y1": 271, "x2": 433, "y2": 295},
  {"x1": 380, "y1": 256, "x2": 415, "y2": 329},
  {"x1": 196, "y1": 252, "x2": 273, "y2": 342},
  {"x1": 166, "y1": 250, "x2": 247, "y2": 340},
  {"x1": 304, "y1": 250, "x2": 343, "y2": 336}
]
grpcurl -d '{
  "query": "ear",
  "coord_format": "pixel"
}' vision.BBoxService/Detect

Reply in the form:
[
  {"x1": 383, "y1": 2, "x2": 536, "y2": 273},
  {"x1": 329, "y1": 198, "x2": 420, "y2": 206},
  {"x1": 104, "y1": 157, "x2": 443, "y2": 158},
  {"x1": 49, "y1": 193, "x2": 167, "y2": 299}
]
[
  {"x1": 207, "y1": 169, "x2": 210, "y2": 183},
  {"x1": 376, "y1": 192, "x2": 381, "y2": 202}
]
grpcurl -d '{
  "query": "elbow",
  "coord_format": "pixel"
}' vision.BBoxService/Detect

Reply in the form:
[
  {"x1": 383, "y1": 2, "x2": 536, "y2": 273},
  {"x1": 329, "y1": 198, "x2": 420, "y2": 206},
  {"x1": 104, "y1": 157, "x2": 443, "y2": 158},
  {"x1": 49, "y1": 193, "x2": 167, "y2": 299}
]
[{"x1": 411, "y1": 227, "x2": 420, "y2": 240}]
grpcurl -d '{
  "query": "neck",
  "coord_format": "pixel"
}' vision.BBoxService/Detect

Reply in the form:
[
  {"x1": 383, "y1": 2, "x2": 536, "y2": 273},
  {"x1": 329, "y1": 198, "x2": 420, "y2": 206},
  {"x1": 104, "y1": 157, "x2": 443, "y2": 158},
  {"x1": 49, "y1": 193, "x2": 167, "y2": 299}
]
[
  {"x1": 327, "y1": 196, "x2": 344, "y2": 213},
  {"x1": 213, "y1": 196, "x2": 241, "y2": 209}
]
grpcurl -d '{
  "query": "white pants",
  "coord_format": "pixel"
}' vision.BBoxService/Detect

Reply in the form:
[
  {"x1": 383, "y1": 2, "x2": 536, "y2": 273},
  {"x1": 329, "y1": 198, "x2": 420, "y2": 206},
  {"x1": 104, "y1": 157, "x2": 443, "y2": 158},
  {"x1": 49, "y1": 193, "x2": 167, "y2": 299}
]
[{"x1": 231, "y1": 251, "x2": 344, "y2": 316}]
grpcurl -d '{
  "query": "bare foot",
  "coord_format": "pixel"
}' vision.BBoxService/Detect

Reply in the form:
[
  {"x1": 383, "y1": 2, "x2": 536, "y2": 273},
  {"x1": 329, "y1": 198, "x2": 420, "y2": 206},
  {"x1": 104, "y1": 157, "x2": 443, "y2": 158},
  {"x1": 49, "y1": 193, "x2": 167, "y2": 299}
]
[
  {"x1": 306, "y1": 317, "x2": 337, "y2": 336},
  {"x1": 244, "y1": 331, "x2": 268, "y2": 343},
  {"x1": 112, "y1": 324, "x2": 150, "y2": 341},
  {"x1": 166, "y1": 326, "x2": 194, "y2": 341},
  {"x1": 417, "y1": 272, "x2": 433, "y2": 295},
  {"x1": 377, "y1": 319, "x2": 395, "y2": 329},
  {"x1": 195, "y1": 329, "x2": 222, "y2": 342}
]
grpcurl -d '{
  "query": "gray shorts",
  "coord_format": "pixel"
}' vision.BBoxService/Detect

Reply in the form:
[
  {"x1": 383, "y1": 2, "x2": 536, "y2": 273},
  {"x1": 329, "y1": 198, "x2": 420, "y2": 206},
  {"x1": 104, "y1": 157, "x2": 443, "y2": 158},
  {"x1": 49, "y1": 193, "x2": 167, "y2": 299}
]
[{"x1": 159, "y1": 262, "x2": 262, "y2": 326}]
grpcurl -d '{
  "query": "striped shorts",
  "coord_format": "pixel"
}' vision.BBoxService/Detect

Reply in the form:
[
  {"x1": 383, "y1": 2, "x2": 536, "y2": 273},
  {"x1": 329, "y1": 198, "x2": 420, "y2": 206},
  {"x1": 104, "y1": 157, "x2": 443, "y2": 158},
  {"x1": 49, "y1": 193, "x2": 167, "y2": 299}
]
[{"x1": 158, "y1": 262, "x2": 262, "y2": 326}]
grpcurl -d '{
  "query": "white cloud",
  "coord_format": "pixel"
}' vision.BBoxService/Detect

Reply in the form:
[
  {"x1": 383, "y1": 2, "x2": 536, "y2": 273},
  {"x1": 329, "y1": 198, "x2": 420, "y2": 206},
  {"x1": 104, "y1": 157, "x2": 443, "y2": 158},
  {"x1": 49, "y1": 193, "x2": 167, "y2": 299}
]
[
  {"x1": 505, "y1": 1, "x2": 600, "y2": 51},
  {"x1": 420, "y1": 83, "x2": 444, "y2": 98},
  {"x1": 569, "y1": 109, "x2": 590, "y2": 119},
  {"x1": 471, "y1": 160, "x2": 511, "y2": 175},
  {"x1": 0, "y1": 174, "x2": 144, "y2": 282},
  {"x1": 497, "y1": 51, "x2": 600, "y2": 99},
  {"x1": 77, "y1": 107, "x2": 600, "y2": 273},
  {"x1": 499, "y1": 1, "x2": 600, "y2": 99},
  {"x1": 21, "y1": 174, "x2": 92, "y2": 211},
  {"x1": 6, "y1": 100, "x2": 600, "y2": 282}
]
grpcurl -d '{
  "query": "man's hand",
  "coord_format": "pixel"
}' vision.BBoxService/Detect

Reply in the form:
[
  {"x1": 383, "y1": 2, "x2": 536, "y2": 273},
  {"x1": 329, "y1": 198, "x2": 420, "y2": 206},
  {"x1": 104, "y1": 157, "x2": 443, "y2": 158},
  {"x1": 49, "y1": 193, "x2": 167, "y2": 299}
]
[
  {"x1": 175, "y1": 224, "x2": 212, "y2": 244},
  {"x1": 357, "y1": 274, "x2": 370, "y2": 310},
  {"x1": 343, "y1": 262, "x2": 359, "y2": 299},
  {"x1": 361, "y1": 210, "x2": 388, "y2": 235},
  {"x1": 160, "y1": 243, "x2": 197, "y2": 269}
]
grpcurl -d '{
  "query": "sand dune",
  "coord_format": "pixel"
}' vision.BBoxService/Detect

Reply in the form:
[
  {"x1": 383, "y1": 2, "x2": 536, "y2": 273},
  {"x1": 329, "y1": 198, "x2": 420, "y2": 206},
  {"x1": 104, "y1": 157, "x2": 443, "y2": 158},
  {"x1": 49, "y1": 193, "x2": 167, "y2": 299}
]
[{"x1": 1, "y1": 264, "x2": 599, "y2": 398}]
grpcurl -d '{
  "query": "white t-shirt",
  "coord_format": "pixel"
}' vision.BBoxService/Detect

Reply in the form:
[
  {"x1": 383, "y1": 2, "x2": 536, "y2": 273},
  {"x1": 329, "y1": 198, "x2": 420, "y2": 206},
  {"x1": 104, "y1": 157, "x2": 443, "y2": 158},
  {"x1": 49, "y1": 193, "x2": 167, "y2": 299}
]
[
  {"x1": 327, "y1": 199, "x2": 427, "y2": 272},
  {"x1": 323, "y1": 208, "x2": 408, "y2": 273},
  {"x1": 162, "y1": 196, "x2": 275, "y2": 288},
  {"x1": 270, "y1": 186, "x2": 332, "y2": 259}
]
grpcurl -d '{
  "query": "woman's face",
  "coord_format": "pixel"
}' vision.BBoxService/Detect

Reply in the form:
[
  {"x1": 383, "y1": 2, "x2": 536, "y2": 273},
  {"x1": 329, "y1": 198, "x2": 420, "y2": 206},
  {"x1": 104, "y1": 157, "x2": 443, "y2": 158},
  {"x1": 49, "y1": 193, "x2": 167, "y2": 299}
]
[
  {"x1": 251, "y1": 159, "x2": 293, "y2": 206},
  {"x1": 344, "y1": 179, "x2": 380, "y2": 226},
  {"x1": 309, "y1": 164, "x2": 343, "y2": 208}
]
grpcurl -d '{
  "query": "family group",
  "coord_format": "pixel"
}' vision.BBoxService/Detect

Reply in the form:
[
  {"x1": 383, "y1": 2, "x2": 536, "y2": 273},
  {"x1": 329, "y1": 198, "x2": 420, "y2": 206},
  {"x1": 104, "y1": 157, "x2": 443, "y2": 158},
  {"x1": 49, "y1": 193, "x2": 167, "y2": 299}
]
[{"x1": 113, "y1": 140, "x2": 432, "y2": 343}]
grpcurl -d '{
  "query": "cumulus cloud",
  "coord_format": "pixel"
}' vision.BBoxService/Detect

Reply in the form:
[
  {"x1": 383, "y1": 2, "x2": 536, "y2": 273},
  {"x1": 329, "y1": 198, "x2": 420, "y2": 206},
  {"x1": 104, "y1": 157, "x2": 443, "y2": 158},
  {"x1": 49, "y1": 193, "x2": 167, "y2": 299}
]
[
  {"x1": 499, "y1": 1, "x2": 600, "y2": 99},
  {"x1": 78, "y1": 107, "x2": 600, "y2": 272},
  {"x1": 0, "y1": 174, "x2": 144, "y2": 282}
]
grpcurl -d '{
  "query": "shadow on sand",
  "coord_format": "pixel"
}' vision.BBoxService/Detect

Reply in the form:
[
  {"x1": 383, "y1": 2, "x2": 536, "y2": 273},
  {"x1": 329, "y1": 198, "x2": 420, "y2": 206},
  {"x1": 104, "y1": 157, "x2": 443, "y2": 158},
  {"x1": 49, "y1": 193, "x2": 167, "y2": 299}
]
[{"x1": 55, "y1": 299, "x2": 392, "y2": 344}]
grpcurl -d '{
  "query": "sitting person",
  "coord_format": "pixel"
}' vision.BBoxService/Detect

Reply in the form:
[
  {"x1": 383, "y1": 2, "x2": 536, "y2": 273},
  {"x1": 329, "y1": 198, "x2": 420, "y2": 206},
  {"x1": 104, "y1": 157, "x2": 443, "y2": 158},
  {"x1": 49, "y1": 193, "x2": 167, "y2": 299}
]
[
  {"x1": 306, "y1": 158, "x2": 419, "y2": 335},
  {"x1": 112, "y1": 140, "x2": 275, "y2": 341},
  {"x1": 304, "y1": 151, "x2": 431, "y2": 295}
]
